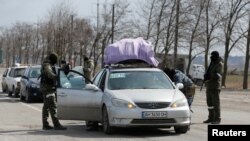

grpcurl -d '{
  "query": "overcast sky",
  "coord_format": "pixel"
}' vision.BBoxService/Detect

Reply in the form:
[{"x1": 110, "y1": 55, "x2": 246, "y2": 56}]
[{"x1": 0, "y1": 0, "x2": 118, "y2": 27}]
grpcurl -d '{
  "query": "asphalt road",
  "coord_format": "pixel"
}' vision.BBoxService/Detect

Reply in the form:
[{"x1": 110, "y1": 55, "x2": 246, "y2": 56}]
[{"x1": 0, "y1": 68, "x2": 249, "y2": 141}]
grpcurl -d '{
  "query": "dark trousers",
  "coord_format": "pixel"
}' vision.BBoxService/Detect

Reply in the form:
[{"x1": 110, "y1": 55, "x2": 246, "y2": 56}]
[
  {"x1": 206, "y1": 89, "x2": 221, "y2": 121},
  {"x1": 42, "y1": 94, "x2": 60, "y2": 127}
]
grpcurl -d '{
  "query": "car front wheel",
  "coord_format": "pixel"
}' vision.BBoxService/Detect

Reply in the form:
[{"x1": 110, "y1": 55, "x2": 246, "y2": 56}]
[
  {"x1": 102, "y1": 106, "x2": 114, "y2": 134},
  {"x1": 25, "y1": 89, "x2": 32, "y2": 103}
]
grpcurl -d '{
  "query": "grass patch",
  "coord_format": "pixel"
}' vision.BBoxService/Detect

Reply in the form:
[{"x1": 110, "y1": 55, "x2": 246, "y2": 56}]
[{"x1": 225, "y1": 75, "x2": 250, "y2": 89}]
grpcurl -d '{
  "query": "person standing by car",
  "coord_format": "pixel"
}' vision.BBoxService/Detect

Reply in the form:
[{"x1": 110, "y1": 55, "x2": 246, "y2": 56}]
[
  {"x1": 40, "y1": 52, "x2": 67, "y2": 130},
  {"x1": 163, "y1": 68, "x2": 195, "y2": 107},
  {"x1": 61, "y1": 60, "x2": 71, "y2": 75},
  {"x1": 203, "y1": 51, "x2": 223, "y2": 124},
  {"x1": 83, "y1": 56, "x2": 94, "y2": 84},
  {"x1": 83, "y1": 56, "x2": 97, "y2": 130}
]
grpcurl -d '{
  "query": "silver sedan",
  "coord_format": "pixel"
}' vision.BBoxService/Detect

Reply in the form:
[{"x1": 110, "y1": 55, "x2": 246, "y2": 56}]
[{"x1": 56, "y1": 67, "x2": 191, "y2": 134}]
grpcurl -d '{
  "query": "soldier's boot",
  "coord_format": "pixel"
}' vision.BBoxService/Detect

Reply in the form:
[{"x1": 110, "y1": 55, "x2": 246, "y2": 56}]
[
  {"x1": 211, "y1": 108, "x2": 221, "y2": 124},
  {"x1": 54, "y1": 125, "x2": 67, "y2": 130},
  {"x1": 42, "y1": 119, "x2": 53, "y2": 130},
  {"x1": 203, "y1": 109, "x2": 214, "y2": 123},
  {"x1": 43, "y1": 125, "x2": 53, "y2": 130},
  {"x1": 52, "y1": 118, "x2": 67, "y2": 130}
]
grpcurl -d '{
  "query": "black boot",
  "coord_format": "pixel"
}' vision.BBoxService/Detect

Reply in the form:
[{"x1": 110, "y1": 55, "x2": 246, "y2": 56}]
[
  {"x1": 203, "y1": 119, "x2": 212, "y2": 123},
  {"x1": 212, "y1": 107, "x2": 221, "y2": 124},
  {"x1": 54, "y1": 125, "x2": 67, "y2": 130},
  {"x1": 43, "y1": 125, "x2": 53, "y2": 130},
  {"x1": 203, "y1": 109, "x2": 214, "y2": 123}
]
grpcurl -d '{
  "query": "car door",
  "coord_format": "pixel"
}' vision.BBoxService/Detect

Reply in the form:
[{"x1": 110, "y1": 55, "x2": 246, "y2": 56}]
[
  {"x1": 20, "y1": 68, "x2": 29, "y2": 97},
  {"x1": 57, "y1": 69, "x2": 103, "y2": 121},
  {"x1": 6, "y1": 68, "x2": 14, "y2": 91},
  {"x1": 2, "y1": 68, "x2": 10, "y2": 88}
]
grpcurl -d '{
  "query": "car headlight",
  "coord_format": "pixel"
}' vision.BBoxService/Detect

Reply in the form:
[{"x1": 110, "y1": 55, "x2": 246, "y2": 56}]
[
  {"x1": 111, "y1": 98, "x2": 136, "y2": 109},
  {"x1": 170, "y1": 98, "x2": 188, "y2": 108}
]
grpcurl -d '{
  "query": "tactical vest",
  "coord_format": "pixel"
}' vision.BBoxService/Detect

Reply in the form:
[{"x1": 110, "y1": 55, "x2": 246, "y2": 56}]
[{"x1": 40, "y1": 64, "x2": 56, "y2": 87}]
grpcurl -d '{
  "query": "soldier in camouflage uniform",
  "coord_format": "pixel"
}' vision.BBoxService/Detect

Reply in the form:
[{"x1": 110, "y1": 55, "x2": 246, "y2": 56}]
[
  {"x1": 203, "y1": 51, "x2": 223, "y2": 124},
  {"x1": 83, "y1": 56, "x2": 94, "y2": 83},
  {"x1": 41, "y1": 53, "x2": 67, "y2": 130},
  {"x1": 83, "y1": 56, "x2": 97, "y2": 130}
]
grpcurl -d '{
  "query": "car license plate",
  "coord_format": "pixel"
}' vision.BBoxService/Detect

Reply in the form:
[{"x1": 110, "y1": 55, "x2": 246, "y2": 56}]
[{"x1": 142, "y1": 111, "x2": 167, "y2": 118}]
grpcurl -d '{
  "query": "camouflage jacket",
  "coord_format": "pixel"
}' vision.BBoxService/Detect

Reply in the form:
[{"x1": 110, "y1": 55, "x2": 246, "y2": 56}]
[
  {"x1": 173, "y1": 70, "x2": 193, "y2": 87},
  {"x1": 40, "y1": 58, "x2": 57, "y2": 94},
  {"x1": 84, "y1": 59, "x2": 94, "y2": 81}
]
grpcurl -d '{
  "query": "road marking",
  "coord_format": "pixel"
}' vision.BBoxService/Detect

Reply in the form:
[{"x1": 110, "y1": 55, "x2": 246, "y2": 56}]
[{"x1": 21, "y1": 103, "x2": 42, "y2": 112}]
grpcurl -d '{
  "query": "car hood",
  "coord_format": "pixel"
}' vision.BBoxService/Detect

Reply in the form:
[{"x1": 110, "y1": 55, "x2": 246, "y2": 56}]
[
  {"x1": 107, "y1": 89, "x2": 185, "y2": 103},
  {"x1": 14, "y1": 77, "x2": 22, "y2": 82}
]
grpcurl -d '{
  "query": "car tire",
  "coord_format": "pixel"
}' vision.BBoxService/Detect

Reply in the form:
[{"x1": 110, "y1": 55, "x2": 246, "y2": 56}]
[
  {"x1": 102, "y1": 106, "x2": 114, "y2": 134},
  {"x1": 174, "y1": 125, "x2": 190, "y2": 134},
  {"x1": 25, "y1": 90, "x2": 32, "y2": 103},
  {"x1": 8, "y1": 86, "x2": 12, "y2": 97},
  {"x1": 2, "y1": 84, "x2": 6, "y2": 92},
  {"x1": 20, "y1": 92, "x2": 25, "y2": 101}
]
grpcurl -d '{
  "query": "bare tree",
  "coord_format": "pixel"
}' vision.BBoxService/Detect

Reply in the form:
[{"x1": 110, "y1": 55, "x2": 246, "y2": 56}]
[
  {"x1": 221, "y1": 0, "x2": 250, "y2": 87},
  {"x1": 243, "y1": 13, "x2": 250, "y2": 89},
  {"x1": 185, "y1": 0, "x2": 205, "y2": 75},
  {"x1": 204, "y1": 0, "x2": 223, "y2": 70}
]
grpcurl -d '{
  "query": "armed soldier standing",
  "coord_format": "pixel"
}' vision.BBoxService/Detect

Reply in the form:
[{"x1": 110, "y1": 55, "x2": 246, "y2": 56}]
[
  {"x1": 203, "y1": 51, "x2": 223, "y2": 124},
  {"x1": 40, "y1": 53, "x2": 67, "y2": 130}
]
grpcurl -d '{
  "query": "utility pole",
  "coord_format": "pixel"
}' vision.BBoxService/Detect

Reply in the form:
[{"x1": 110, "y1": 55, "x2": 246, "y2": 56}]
[{"x1": 111, "y1": 4, "x2": 115, "y2": 43}]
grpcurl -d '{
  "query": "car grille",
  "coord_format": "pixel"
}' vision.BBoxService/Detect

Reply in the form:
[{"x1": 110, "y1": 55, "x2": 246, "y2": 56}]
[
  {"x1": 131, "y1": 119, "x2": 176, "y2": 124},
  {"x1": 135, "y1": 102, "x2": 171, "y2": 109}
]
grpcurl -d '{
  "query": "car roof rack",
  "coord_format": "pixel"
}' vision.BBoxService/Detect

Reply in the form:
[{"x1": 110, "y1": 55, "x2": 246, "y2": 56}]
[{"x1": 105, "y1": 59, "x2": 155, "y2": 69}]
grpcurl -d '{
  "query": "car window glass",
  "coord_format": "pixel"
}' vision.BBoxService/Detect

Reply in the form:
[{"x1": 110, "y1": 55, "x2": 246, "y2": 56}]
[
  {"x1": 59, "y1": 70, "x2": 86, "y2": 90},
  {"x1": 93, "y1": 69, "x2": 105, "y2": 86},
  {"x1": 9, "y1": 69, "x2": 14, "y2": 77},
  {"x1": 14, "y1": 68, "x2": 26, "y2": 77},
  {"x1": 28, "y1": 68, "x2": 41, "y2": 78},
  {"x1": 108, "y1": 71, "x2": 174, "y2": 90},
  {"x1": 99, "y1": 71, "x2": 107, "y2": 91}
]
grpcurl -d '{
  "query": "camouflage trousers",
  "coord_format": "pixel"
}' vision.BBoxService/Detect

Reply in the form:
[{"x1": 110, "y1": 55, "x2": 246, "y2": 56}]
[{"x1": 42, "y1": 93, "x2": 61, "y2": 127}]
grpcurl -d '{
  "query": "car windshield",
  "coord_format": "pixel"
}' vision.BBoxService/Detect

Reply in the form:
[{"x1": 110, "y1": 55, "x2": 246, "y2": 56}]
[
  {"x1": 28, "y1": 68, "x2": 41, "y2": 78},
  {"x1": 14, "y1": 68, "x2": 26, "y2": 77},
  {"x1": 108, "y1": 71, "x2": 174, "y2": 90}
]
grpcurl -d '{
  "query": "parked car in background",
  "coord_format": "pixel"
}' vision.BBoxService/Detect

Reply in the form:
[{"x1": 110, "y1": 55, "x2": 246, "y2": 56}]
[
  {"x1": 20, "y1": 65, "x2": 42, "y2": 102},
  {"x1": 5, "y1": 66, "x2": 27, "y2": 97},
  {"x1": 56, "y1": 66, "x2": 191, "y2": 134},
  {"x1": 1, "y1": 68, "x2": 11, "y2": 93}
]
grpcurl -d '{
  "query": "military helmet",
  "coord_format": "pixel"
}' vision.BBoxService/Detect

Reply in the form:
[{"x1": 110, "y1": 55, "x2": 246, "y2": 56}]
[{"x1": 48, "y1": 52, "x2": 58, "y2": 65}]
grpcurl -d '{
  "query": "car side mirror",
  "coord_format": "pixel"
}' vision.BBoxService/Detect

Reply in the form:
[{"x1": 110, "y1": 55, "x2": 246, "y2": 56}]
[
  {"x1": 176, "y1": 83, "x2": 184, "y2": 89},
  {"x1": 85, "y1": 84, "x2": 100, "y2": 91}
]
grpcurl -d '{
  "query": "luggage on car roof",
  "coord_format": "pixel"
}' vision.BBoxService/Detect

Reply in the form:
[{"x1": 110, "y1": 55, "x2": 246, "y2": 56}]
[{"x1": 104, "y1": 37, "x2": 159, "y2": 67}]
